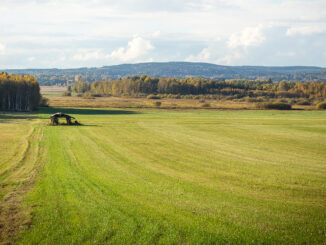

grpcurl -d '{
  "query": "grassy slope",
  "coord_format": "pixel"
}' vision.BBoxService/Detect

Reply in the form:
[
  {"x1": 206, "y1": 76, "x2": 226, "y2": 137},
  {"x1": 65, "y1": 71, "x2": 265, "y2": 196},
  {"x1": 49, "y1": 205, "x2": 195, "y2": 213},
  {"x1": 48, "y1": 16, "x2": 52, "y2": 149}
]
[{"x1": 1, "y1": 109, "x2": 326, "y2": 244}]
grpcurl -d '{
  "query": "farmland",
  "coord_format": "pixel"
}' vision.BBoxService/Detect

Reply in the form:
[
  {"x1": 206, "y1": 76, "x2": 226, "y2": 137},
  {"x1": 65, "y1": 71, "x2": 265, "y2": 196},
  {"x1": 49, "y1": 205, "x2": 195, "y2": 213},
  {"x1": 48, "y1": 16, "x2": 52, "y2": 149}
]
[{"x1": 1, "y1": 106, "x2": 325, "y2": 244}]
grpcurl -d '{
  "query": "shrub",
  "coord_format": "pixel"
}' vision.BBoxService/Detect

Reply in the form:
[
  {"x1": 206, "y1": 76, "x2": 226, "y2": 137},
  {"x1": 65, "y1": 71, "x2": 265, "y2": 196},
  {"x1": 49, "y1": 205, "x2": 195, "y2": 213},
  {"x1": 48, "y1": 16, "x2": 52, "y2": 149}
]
[
  {"x1": 154, "y1": 101, "x2": 162, "y2": 107},
  {"x1": 275, "y1": 99, "x2": 288, "y2": 103},
  {"x1": 296, "y1": 99, "x2": 311, "y2": 106},
  {"x1": 83, "y1": 92, "x2": 95, "y2": 99},
  {"x1": 39, "y1": 97, "x2": 49, "y2": 107},
  {"x1": 184, "y1": 95, "x2": 193, "y2": 99},
  {"x1": 201, "y1": 103, "x2": 211, "y2": 108},
  {"x1": 173, "y1": 94, "x2": 181, "y2": 99},
  {"x1": 256, "y1": 102, "x2": 292, "y2": 110},
  {"x1": 316, "y1": 102, "x2": 326, "y2": 110},
  {"x1": 64, "y1": 91, "x2": 71, "y2": 96},
  {"x1": 245, "y1": 96, "x2": 264, "y2": 103},
  {"x1": 225, "y1": 95, "x2": 238, "y2": 100},
  {"x1": 257, "y1": 96, "x2": 266, "y2": 102},
  {"x1": 147, "y1": 94, "x2": 161, "y2": 100}
]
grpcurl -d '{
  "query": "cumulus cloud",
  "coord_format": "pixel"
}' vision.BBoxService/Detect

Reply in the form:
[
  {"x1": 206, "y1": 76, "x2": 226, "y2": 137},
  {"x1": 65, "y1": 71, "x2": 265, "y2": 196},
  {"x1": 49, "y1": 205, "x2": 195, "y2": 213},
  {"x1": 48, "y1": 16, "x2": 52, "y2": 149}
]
[
  {"x1": 109, "y1": 36, "x2": 154, "y2": 62},
  {"x1": 185, "y1": 48, "x2": 211, "y2": 62},
  {"x1": 228, "y1": 26, "x2": 265, "y2": 48},
  {"x1": 71, "y1": 37, "x2": 154, "y2": 63},
  {"x1": 286, "y1": 26, "x2": 326, "y2": 36}
]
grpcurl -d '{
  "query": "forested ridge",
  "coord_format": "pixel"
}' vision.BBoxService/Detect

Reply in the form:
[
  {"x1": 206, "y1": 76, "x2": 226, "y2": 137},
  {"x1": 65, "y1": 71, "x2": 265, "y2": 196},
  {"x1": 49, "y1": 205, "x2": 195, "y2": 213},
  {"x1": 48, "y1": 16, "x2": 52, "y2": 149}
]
[
  {"x1": 3, "y1": 62, "x2": 326, "y2": 85},
  {"x1": 0, "y1": 72, "x2": 41, "y2": 111},
  {"x1": 72, "y1": 75, "x2": 326, "y2": 100}
]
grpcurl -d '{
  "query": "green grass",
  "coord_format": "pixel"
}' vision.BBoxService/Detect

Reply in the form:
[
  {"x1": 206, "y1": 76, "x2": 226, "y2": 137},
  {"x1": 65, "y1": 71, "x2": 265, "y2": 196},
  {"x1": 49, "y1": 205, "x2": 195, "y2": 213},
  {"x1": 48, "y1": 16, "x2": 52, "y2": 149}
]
[{"x1": 1, "y1": 109, "x2": 326, "y2": 244}]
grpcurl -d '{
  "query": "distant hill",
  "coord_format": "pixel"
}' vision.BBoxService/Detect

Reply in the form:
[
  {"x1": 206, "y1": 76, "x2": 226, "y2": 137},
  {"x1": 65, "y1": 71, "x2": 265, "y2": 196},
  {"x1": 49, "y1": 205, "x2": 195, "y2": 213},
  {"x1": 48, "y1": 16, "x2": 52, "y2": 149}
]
[
  {"x1": 2, "y1": 62, "x2": 326, "y2": 85},
  {"x1": 101, "y1": 62, "x2": 326, "y2": 77}
]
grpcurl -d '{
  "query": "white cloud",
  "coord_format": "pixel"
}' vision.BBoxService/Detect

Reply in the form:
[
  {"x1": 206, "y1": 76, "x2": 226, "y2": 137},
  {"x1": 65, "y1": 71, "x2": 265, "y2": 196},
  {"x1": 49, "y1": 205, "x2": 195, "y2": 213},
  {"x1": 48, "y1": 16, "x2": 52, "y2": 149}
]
[
  {"x1": 0, "y1": 0, "x2": 326, "y2": 68},
  {"x1": 216, "y1": 51, "x2": 243, "y2": 65},
  {"x1": 151, "y1": 30, "x2": 161, "y2": 38},
  {"x1": 185, "y1": 48, "x2": 211, "y2": 62},
  {"x1": 71, "y1": 36, "x2": 154, "y2": 63},
  {"x1": 0, "y1": 43, "x2": 5, "y2": 55},
  {"x1": 27, "y1": 56, "x2": 35, "y2": 62},
  {"x1": 228, "y1": 25, "x2": 265, "y2": 48},
  {"x1": 72, "y1": 49, "x2": 104, "y2": 61},
  {"x1": 109, "y1": 36, "x2": 154, "y2": 62},
  {"x1": 286, "y1": 26, "x2": 326, "y2": 36}
]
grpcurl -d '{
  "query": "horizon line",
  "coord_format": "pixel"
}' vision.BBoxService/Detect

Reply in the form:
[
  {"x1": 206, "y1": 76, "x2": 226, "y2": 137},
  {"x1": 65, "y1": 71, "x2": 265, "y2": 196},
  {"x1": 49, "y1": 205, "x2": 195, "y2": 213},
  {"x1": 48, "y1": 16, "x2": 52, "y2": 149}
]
[{"x1": 1, "y1": 61, "x2": 325, "y2": 70}]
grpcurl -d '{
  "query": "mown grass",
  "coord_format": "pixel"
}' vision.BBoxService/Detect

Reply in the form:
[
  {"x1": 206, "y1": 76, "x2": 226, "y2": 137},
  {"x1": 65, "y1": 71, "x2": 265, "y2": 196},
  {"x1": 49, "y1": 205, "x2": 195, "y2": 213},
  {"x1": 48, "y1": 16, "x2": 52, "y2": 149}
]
[
  {"x1": 1, "y1": 109, "x2": 326, "y2": 244},
  {"x1": 0, "y1": 113, "x2": 44, "y2": 242}
]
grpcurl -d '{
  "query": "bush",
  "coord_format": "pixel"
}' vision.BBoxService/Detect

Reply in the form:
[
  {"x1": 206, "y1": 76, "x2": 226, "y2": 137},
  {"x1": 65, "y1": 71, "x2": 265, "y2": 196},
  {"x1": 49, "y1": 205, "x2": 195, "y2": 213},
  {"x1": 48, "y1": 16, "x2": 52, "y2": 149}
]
[
  {"x1": 92, "y1": 94, "x2": 103, "y2": 97},
  {"x1": 275, "y1": 99, "x2": 288, "y2": 103},
  {"x1": 296, "y1": 99, "x2": 311, "y2": 105},
  {"x1": 245, "y1": 96, "x2": 264, "y2": 103},
  {"x1": 256, "y1": 102, "x2": 292, "y2": 110},
  {"x1": 201, "y1": 103, "x2": 211, "y2": 108},
  {"x1": 316, "y1": 102, "x2": 326, "y2": 110},
  {"x1": 224, "y1": 95, "x2": 239, "y2": 100},
  {"x1": 154, "y1": 101, "x2": 162, "y2": 107},
  {"x1": 288, "y1": 99, "x2": 297, "y2": 105},
  {"x1": 147, "y1": 94, "x2": 161, "y2": 99},
  {"x1": 83, "y1": 92, "x2": 95, "y2": 99},
  {"x1": 184, "y1": 95, "x2": 194, "y2": 99},
  {"x1": 39, "y1": 97, "x2": 49, "y2": 107},
  {"x1": 64, "y1": 91, "x2": 71, "y2": 96}
]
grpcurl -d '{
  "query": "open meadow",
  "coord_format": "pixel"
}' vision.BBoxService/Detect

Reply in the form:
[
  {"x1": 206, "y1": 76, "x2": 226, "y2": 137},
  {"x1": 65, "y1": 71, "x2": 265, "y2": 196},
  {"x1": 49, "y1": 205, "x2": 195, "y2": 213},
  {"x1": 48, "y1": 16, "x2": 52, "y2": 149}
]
[
  {"x1": 2, "y1": 0, "x2": 326, "y2": 243},
  {"x1": 0, "y1": 103, "x2": 325, "y2": 244}
]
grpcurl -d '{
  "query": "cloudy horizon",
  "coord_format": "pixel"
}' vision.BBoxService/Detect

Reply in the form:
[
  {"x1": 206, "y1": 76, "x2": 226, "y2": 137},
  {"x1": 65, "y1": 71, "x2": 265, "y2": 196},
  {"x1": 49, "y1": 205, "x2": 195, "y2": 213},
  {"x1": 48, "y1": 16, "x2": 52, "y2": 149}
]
[{"x1": 0, "y1": 0, "x2": 326, "y2": 69}]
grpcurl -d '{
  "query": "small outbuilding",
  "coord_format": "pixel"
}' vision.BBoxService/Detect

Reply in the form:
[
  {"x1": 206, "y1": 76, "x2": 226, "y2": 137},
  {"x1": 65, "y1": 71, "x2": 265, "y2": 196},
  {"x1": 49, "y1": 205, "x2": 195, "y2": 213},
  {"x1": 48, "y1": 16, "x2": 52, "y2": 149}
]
[{"x1": 50, "y1": 112, "x2": 81, "y2": 125}]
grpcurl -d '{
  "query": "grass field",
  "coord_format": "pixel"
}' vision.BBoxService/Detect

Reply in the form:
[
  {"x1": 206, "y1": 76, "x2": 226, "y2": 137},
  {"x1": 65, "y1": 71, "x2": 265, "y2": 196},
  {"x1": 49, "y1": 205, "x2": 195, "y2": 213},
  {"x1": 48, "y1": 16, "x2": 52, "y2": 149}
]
[
  {"x1": 40, "y1": 86, "x2": 315, "y2": 110},
  {"x1": 0, "y1": 108, "x2": 326, "y2": 244}
]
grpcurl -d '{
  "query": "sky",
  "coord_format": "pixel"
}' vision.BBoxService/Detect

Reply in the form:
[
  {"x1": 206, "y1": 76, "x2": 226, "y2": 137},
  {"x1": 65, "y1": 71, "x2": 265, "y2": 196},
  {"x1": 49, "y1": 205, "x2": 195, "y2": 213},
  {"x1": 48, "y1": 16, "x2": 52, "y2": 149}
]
[{"x1": 0, "y1": 0, "x2": 326, "y2": 68}]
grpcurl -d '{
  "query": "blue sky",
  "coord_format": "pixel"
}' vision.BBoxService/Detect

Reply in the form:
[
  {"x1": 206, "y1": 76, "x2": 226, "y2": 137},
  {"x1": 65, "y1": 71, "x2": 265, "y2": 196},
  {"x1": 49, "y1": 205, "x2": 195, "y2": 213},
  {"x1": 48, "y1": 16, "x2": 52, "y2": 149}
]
[{"x1": 0, "y1": 0, "x2": 326, "y2": 68}]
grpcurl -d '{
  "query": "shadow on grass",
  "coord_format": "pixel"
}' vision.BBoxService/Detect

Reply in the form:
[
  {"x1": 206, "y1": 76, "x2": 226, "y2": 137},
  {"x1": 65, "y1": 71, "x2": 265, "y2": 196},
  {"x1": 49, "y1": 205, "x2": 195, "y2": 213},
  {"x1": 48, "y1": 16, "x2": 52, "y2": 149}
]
[
  {"x1": 38, "y1": 107, "x2": 140, "y2": 115},
  {"x1": 0, "y1": 113, "x2": 38, "y2": 123},
  {"x1": 46, "y1": 123, "x2": 99, "y2": 127},
  {"x1": 1, "y1": 107, "x2": 139, "y2": 124}
]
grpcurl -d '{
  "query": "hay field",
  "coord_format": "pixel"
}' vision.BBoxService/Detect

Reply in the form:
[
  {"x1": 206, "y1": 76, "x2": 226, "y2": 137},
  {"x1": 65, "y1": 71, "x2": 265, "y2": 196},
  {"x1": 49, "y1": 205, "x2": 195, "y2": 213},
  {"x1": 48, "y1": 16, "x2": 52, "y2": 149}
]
[{"x1": 0, "y1": 108, "x2": 325, "y2": 244}]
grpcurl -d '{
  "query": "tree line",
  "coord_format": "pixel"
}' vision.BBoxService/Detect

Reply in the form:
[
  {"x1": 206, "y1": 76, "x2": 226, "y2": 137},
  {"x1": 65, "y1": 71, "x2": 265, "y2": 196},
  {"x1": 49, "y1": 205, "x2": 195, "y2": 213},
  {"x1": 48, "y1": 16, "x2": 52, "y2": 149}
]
[
  {"x1": 72, "y1": 75, "x2": 326, "y2": 99},
  {"x1": 0, "y1": 72, "x2": 41, "y2": 111}
]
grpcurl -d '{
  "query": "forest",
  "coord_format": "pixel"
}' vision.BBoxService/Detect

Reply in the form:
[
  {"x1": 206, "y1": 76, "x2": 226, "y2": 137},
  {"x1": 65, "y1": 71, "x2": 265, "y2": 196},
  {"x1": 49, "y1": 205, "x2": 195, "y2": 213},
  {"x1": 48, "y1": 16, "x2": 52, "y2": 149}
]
[
  {"x1": 3, "y1": 62, "x2": 326, "y2": 86},
  {"x1": 72, "y1": 75, "x2": 326, "y2": 100},
  {"x1": 0, "y1": 72, "x2": 41, "y2": 111}
]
